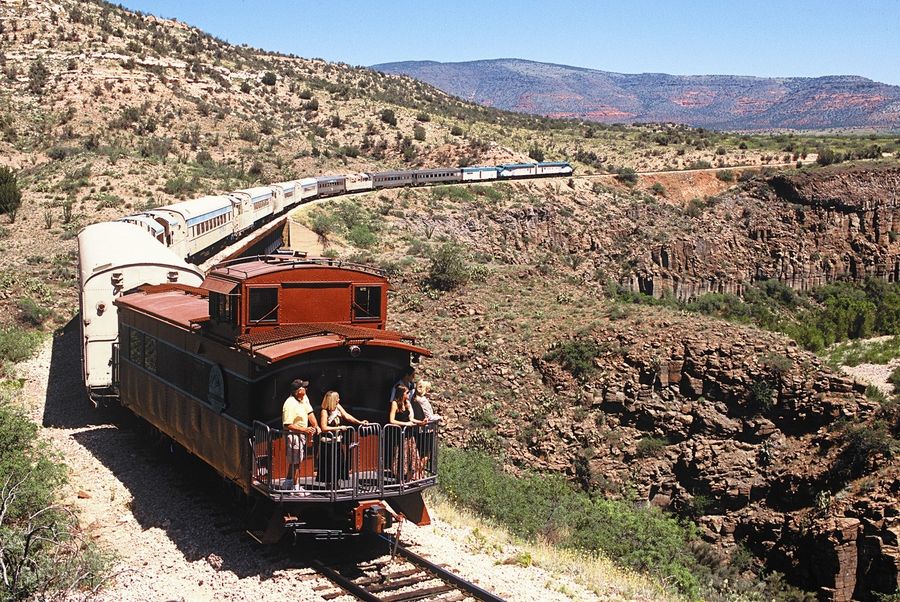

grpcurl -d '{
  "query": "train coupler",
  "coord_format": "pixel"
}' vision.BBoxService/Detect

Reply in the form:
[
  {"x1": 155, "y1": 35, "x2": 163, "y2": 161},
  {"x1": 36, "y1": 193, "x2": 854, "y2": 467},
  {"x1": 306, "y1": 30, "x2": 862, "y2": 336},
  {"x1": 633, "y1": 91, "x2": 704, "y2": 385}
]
[{"x1": 353, "y1": 500, "x2": 397, "y2": 534}]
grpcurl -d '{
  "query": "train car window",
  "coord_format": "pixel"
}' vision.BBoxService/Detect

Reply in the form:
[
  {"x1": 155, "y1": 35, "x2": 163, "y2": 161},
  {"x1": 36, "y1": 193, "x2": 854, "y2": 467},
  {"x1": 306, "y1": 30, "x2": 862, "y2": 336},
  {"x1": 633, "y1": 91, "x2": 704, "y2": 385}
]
[
  {"x1": 352, "y1": 286, "x2": 382, "y2": 321},
  {"x1": 143, "y1": 336, "x2": 157, "y2": 373},
  {"x1": 248, "y1": 288, "x2": 279, "y2": 323},
  {"x1": 128, "y1": 328, "x2": 144, "y2": 365}
]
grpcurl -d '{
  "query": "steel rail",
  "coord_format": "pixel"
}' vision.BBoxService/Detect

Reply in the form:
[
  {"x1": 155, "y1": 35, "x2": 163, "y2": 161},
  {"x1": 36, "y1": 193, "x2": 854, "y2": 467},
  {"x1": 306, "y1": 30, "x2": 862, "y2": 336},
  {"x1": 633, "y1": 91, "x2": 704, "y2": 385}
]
[
  {"x1": 308, "y1": 558, "x2": 382, "y2": 602},
  {"x1": 378, "y1": 534, "x2": 507, "y2": 602}
]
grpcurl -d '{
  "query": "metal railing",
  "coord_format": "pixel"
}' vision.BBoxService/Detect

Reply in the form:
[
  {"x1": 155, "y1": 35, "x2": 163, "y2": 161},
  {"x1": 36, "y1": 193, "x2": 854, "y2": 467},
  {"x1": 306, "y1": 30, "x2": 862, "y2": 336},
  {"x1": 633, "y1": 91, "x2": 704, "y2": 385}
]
[{"x1": 250, "y1": 421, "x2": 438, "y2": 501}]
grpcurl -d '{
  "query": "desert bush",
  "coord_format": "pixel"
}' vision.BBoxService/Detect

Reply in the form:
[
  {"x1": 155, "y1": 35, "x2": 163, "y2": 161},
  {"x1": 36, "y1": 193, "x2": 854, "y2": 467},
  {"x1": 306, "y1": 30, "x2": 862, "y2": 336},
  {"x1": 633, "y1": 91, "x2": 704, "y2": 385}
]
[
  {"x1": 413, "y1": 125, "x2": 426, "y2": 142},
  {"x1": 163, "y1": 176, "x2": 200, "y2": 197},
  {"x1": 261, "y1": 71, "x2": 276, "y2": 86},
  {"x1": 195, "y1": 150, "x2": 213, "y2": 165},
  {"x1": 0, "y1": 326, "x2": 42, "y2": 363},
  {"x1": 716, "y1": 169, "x2": 734, "y2": 182},
  {"x1": 0, "y1": 166, "x2": 23, "y2": 222},
  {"x1": 237, "y1": 126, "x2": 259, "y2": 143},
  {"x1": 635, "y1": 437, "x2": 668, "y2": 458},
  {"x1": 544, "y1": 337, "x2": 603, "y2": 380},
  {"x1": 240, "y1": 81, "x2": 251, "y2": 93},
  {"x1": 17, "y1": 298, "x2": 51, "y2": 326},
  {"x1": 426, "y1": 243, "x2": 470, "y2": 291},
  {"x1": 27, "y1": 60, "x2": 50, "y2": 95},
  {"x1": 415, "y1": 112, "x2": 430, "y2": 122},
  {"x1": 528, "y1": 146, "x2": 545, "y2": 162},
  {"x1": 379, "y1": 108, "x2": 396, "y2": 126},
  {"x1": 649, "y1": 182, "x2": 666, "y2": 196},
  {"x1": 450, "y1": 125, "x2": 463, "y2": 136},
  {"x1": 346, "y1": 223, "x2": 378, "y2": 248},
  {"x1": 303, "y1": 98, "x2": 319, "y2": 111},
  {"x1": 0, "y1": 398, "x2": 110, "y2": 599},
  {"x1": 614, "y1": 167, "x2": 638, "y2": 186},
  {"x1": 45, "y1": 146, "x2": 81, "y2": 161}
]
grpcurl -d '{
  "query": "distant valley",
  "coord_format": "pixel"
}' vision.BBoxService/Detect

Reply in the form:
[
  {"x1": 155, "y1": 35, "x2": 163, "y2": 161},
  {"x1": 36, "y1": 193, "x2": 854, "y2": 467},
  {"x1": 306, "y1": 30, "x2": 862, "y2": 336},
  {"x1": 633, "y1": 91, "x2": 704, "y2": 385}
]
[{"x1": 374, "y1": 58, "x2": 900, "y2": 130}]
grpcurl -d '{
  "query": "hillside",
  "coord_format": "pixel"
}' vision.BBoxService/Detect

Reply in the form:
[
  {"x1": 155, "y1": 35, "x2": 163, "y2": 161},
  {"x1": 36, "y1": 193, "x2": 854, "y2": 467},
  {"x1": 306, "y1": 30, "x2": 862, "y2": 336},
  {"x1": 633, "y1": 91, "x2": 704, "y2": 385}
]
[
  {"x1": 0, "y1": 0, "x2": 899, "y2": 600},
  {"x1": 373, "y1": 59, "x2": 900, "y2": 130}
]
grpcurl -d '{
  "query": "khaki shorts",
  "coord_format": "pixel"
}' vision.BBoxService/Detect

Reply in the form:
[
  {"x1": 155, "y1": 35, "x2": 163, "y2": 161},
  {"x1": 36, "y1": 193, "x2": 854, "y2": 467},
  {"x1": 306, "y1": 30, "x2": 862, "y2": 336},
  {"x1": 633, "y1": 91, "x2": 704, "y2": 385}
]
[{"x1": 286, "y1": 432, "x2": 307, "y2": 464}]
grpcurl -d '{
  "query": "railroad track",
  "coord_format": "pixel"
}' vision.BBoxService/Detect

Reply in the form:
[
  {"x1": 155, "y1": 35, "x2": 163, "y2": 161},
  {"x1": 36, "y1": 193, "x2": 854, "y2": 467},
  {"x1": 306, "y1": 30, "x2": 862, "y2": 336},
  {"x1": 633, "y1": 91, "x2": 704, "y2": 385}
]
[{"x1": 310, "y1": 534, "x2": 505, "y2": 602}]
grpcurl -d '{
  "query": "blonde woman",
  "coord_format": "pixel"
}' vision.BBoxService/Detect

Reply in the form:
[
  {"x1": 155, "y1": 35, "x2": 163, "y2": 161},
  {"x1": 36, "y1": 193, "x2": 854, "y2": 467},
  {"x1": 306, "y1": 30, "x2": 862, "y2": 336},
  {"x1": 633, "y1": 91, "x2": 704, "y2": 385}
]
[
  {"x1": 317, "y1": 391, "x2": 367, "y2": 486},
  {"x1": 414, "y1": 380, "x2": 442, "y2": 422}
]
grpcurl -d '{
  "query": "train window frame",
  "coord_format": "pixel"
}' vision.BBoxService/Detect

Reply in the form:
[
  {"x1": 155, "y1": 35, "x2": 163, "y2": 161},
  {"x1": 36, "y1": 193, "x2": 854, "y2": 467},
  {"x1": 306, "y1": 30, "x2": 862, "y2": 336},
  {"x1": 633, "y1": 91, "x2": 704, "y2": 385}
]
[
  {"x1": 352, "y1": 285, "x2": 382, "y2": 322},
  {"x1": 248, "y1": 286, "x2": 279, "y2": 324}
]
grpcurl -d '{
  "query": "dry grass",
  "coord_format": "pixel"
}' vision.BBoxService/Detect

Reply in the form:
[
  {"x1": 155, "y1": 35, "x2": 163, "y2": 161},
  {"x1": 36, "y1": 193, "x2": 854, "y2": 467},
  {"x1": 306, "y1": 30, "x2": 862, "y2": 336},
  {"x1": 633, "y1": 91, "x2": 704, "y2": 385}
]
[{"x1": 423, "y1": 491, "x2": 679, "y2": 601}]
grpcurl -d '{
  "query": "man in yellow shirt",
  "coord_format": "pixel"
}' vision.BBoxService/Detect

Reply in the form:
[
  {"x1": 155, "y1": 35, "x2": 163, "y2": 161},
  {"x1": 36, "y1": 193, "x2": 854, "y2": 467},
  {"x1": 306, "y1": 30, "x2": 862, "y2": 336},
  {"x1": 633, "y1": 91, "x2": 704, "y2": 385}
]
[{"x1": 282, "y1": 379, "x2": 319, "y2": 491}]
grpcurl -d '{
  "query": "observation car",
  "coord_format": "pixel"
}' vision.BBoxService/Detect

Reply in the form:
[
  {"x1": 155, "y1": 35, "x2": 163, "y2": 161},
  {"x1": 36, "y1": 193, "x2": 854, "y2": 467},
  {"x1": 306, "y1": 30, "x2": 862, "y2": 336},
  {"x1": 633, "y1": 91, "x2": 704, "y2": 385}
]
[
  {"x1": 113, "y1": 255, "x2": 437, "y2": 539},
  {"x1": 78, "y1": 222, "x2": 204, "y2": 403},
  {"x1": 345, "y1": 173, "x2": 374, "y2": 193}
]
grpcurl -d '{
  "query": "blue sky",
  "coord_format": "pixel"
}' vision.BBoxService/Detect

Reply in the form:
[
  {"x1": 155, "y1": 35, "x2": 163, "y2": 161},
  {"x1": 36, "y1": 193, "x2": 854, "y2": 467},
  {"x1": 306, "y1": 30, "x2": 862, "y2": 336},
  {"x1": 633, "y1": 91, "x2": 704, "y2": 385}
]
[{"x1": 119, "y1": 1, "x2": 900, "y2": 85}]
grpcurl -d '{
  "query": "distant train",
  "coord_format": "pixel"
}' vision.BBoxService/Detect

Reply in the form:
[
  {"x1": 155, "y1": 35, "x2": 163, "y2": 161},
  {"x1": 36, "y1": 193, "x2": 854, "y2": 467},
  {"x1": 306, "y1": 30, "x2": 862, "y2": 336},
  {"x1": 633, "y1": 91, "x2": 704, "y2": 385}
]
[{"x1": 118, "y1": 162, "x2": 574, "y2": 262}]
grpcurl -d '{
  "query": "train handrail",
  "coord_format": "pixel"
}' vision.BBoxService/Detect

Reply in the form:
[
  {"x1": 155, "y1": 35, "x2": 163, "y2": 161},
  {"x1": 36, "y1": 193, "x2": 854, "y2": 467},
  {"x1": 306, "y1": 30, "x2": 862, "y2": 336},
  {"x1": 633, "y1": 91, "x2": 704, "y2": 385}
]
[{"x1": 250, "y1": 420, "x2": 438, "y2": 501}]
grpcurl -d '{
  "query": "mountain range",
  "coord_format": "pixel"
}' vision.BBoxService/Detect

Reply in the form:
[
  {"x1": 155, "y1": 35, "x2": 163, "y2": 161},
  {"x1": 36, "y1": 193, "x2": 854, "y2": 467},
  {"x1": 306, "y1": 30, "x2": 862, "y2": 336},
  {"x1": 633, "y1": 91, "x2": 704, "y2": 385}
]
[{"x1": 373, "y1": 59, "x2": 900, "y2": 130}]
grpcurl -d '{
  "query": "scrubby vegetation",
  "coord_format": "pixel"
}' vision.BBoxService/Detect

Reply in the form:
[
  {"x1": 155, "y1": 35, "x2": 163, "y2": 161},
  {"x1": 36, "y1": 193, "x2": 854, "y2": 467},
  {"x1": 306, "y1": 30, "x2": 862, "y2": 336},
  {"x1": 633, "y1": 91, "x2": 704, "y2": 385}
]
[
  {"x1": 611, "y1": 277, "x2": 900, "y2": 353},
  {"x1": 439, "y1": 447, "x2": 810, "y2": 600},
  {"x1": 0, "y1": 384, "x2": 110, "y2": 600}
]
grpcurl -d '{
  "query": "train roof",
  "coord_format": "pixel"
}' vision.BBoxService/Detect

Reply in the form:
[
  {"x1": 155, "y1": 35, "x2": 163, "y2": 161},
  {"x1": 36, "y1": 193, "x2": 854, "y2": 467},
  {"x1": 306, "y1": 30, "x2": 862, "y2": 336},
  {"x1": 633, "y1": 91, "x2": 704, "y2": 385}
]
[
  {"x1": 461, "y1": 166, "x2": 499, "y2": 172},
  {"x1": 78, "y1": 222, "x2": 203, "y2": 285},
  {"x1": 232, "y1": 187, "x2": 273, "y2": 201},
  {"x1": 155, "y1": 196, "x2": 233, "y2": 220},
  {"x1": 115, "y1": 285, "x2": 429, "y2": 362},
  {"x1": 203, "y1": 255, "x2": 388, "y2": 288},
  {"x1": 299, "y1": 177, "x2": 317, "y2": 186},
  {"x1": 270, "y1": 180, "x2": 296, "y2": 192}
]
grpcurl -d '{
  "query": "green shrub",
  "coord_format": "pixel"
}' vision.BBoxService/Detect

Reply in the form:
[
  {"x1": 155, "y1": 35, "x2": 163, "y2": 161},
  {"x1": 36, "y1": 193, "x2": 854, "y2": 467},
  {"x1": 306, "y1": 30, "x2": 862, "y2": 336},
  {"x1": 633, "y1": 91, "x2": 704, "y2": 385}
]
[
  {"x1": 615, "y1": 167, "x2": 638, "y2": 186},
  {"x1": 379, "y1": 108, "x2": 396, "y2": 126},
  {"x1": 439, "y1": 448, "x2": 703, "y2": 597},
  {"x1": 528, "y1": 146, "x2": 545, "y2": 162},
  {"x1": 650, "y1": 182, "x2": 666, "y2": 196},
  {"x1": 716, "y1": 169, "x2": 734, "y2": 182},
  {"x1": 163, "y1": 176, "x2": 200, "y2": 197},
  {"x1": 427, "y1": 243, "x2": 470, "y2": 291},
  {"x1": 261, "y1": 71, "x2": 276, "y2": 86},
  {"x1": 0, "y1": 166, "x2": 23, "y2": 222},
  {"x1": 544, "y1": 337, "x2": 603, "y2": 380},
  {"x1": 346, "y1": 223, "x2": 377, "y2": 248},
  {"x1": 415, "y1": 112, "x2": 430, "y2": 122},
  {"x1": 0, "y1": 326, "x2": 42, "y2": 363},
  {"x1": 17, "y1": 298, "x2": 51, "y2": 326},
  {"x1": 0, "y1": 400, "x2": 110, "y2": 598},
  {"x1": 450, "y1": 124, "x2": 463, "y2": 136},
  {"x1": 636, "y1": 437, "x2": 668, "y2": 458},
  {"x1": 413, "y1": 125, "x2": 426, "y2": 142}
]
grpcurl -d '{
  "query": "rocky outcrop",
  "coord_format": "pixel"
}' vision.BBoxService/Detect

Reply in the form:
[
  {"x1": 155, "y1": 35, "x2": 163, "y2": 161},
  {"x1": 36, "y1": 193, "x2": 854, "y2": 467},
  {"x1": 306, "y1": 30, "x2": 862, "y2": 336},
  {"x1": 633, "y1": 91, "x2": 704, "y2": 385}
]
[{"x1": 420, "y1": 305, "x2": 898, "y2": 600}]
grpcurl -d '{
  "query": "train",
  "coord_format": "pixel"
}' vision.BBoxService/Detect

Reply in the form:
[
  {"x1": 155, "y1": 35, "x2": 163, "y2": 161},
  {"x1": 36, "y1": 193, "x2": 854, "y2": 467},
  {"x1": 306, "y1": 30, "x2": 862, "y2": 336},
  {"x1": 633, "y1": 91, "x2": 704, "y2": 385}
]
[
  {"x1": 76, "y1": 160, "x2": 573, "y2": 539},
  {"x1": 116, "y1": 162, "x2": 574, "y2": 262}
]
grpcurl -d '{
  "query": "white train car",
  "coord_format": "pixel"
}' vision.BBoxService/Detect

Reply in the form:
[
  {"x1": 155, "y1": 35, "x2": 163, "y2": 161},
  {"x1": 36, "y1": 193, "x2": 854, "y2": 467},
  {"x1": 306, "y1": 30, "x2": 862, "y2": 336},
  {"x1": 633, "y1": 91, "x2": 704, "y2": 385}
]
[
  {"x1": 298, "y1": 177, "x2": 317, "y2": 202},
  {"x1": 150, "y1": 195, "x2": 235, "y2": 259},
  {"x1": 345, "y1": 173, "x2": 374, "y2": 193},
  {"x1": 536, "y1": 162, "x2": 574, "y2": 176},
  {"x1": 498, "y1": 163, "x2": 538, "y2": 178},
  {"x1": 232, "y1": 186, "x2": 275, "y2": 225},
  {"x1": 462, "y1": 166, "x2": 500, "y2": 181},
  {"x1": 270, "y1": 181, "x2": 297, "y2": 214},
  {"x1": 78, "y1": 222, "x2": 204, "y2": 403}
]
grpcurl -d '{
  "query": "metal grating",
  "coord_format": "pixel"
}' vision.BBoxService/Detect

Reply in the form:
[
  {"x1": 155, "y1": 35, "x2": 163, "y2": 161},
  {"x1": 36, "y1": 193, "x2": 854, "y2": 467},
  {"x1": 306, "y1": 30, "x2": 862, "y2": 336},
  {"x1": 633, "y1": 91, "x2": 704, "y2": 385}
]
[{"x1": 237, "y1": 322, "x2": 414, "y2": 350}]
